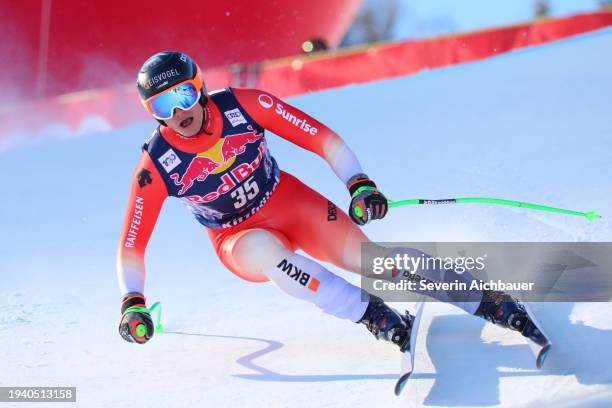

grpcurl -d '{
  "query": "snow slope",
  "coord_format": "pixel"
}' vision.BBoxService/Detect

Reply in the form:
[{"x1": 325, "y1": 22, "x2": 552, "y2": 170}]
[{"x1": 1, "y1": 27, "x2": 612, "y2": 407}]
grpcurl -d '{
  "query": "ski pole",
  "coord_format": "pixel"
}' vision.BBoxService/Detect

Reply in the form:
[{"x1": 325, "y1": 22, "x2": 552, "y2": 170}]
[
  {"x1": 134, "y1": 301, "x2": 165, "y2": 336},
  {"x1": 387, "y1": 197, "x2": 601, "y2": 221}
]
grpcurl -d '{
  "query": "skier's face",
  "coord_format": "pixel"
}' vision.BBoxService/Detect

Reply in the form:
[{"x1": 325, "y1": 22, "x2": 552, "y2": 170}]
[{"x1": 165, "y1": 103, "x2": 204, "y2": 137}]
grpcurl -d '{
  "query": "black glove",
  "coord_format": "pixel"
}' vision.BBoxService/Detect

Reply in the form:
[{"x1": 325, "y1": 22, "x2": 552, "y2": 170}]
[
  {"x1": 118, "y1": 292, "x2": 154, "y2": 344},
  {"x1": 347, "y1": 173, "x2": 388, "y2": 225}
]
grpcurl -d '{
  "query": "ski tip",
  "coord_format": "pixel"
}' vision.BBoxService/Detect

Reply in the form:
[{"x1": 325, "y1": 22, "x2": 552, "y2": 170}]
[
  {"x1": 394, "y1": 373, "x2": 411, "y2": 396},
  {"x1": 536, "y1": 343, "x2": 552, "y2": 369}
]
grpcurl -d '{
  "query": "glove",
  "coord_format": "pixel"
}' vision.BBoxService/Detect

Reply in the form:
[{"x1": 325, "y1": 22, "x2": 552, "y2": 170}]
[
  {"x1": 347, "y1": 173, "x2": 388, "y2": 225},
  {"x1": 118, "y1": 292, "x2": 154, "y2": 344}
]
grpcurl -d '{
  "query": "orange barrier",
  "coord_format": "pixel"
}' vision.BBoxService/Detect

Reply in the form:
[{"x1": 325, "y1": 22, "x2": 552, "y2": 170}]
[{"x1": 2, "y1": 11, "x2": 611, "y2": 149}]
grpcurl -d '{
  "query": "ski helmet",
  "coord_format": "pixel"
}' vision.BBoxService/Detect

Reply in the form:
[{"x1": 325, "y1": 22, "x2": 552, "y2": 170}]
[{"x1": 137, "y1": 51, "x2": 206, "y2": 122}]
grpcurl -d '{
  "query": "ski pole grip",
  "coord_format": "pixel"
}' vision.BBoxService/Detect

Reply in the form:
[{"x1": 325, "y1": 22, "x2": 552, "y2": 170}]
[
  {"x1": 351, "y1": 186, "x2": 377, "y2": 199},
  {"x1": 135, "y1": 323, "x2": 147, "y2": 338}
]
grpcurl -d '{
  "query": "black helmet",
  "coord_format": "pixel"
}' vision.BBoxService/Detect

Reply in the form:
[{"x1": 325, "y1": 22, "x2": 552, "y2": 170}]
[
  {"x1": 137, "y1": 51, "x2": 203, "y2": 100},
  {"x1": 137, "y1": 51, "x2": 207, "y2": 123}
]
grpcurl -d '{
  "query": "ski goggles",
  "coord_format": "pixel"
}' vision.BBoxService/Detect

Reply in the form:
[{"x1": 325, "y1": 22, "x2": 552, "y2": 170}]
[{"x1": 142, "y1": 74, "x2": 204, "y2": 120}]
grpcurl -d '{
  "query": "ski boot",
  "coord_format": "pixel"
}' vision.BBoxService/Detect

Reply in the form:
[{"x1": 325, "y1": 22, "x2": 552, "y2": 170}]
[
  {"x1": 475, "y1": 290, "x2": 546, "y2": 346},
  {"x1": 359, "y1": 295, "x2": 413, "y2": 351}
]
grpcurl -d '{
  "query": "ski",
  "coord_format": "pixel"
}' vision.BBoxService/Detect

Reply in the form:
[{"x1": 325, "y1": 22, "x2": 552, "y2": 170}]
[
  {"x1": 522, "y1": 302, "x2": 552, "y2": 369},
  {"x1": 394, "y1": 298, "x2": 426, "y2": 396}
]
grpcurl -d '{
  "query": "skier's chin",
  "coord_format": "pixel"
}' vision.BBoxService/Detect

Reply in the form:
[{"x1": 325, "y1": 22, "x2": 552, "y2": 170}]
[{"x1": 173, "y1": 117, "x2": 199, "y2": 138}]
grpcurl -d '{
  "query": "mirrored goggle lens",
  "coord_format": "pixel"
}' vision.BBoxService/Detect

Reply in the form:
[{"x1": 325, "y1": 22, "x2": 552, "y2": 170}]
[{"x1": 148, "y1": 83, "x2": 200, "y2": 120}]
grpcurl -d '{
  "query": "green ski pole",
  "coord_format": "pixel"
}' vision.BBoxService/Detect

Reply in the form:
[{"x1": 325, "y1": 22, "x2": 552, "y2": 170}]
[
  {"x1": 386, "y1": 197, "x2": 601, "y2": 221},
  {"x1": 133, "y1": 301, "x2": 165, "y2": 336}
]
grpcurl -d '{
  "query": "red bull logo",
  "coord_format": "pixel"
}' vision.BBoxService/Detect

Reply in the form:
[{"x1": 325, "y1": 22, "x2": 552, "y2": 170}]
[
  {"x1": 184, "y1": 142, "x2": 268, "y2": 204},
  {"x1": 170, "y1": 157, "x2": 219, "y2": 195},
  {"x1": 169, "y1": 126, "x2": 264, "y2": 195},
  {"x1": 220, "y1": 127, "x2": 263, "y2": 162}
]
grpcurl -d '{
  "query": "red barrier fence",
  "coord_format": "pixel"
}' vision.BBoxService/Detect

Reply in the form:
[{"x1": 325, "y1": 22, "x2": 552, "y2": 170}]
[
  {"x1": 2, "y1": 11, "x2": 611, "y2": 149},
  {"x1": 2, "y1": 0, "x2": 361, "y2": 99},
  {"x1": 258, "y1": 11, "x2": 612, "y2": 95}
]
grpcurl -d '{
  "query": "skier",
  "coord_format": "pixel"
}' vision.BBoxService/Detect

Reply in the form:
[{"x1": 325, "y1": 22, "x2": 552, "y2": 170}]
[{"x1": 117, "y1": 51, "x2": 534, "y2": 351}]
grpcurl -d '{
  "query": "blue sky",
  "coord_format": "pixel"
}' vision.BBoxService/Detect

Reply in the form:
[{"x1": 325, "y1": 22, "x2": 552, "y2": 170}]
[{"x1": 392, "y1": 0, "x2": 602, "y2": 39}]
